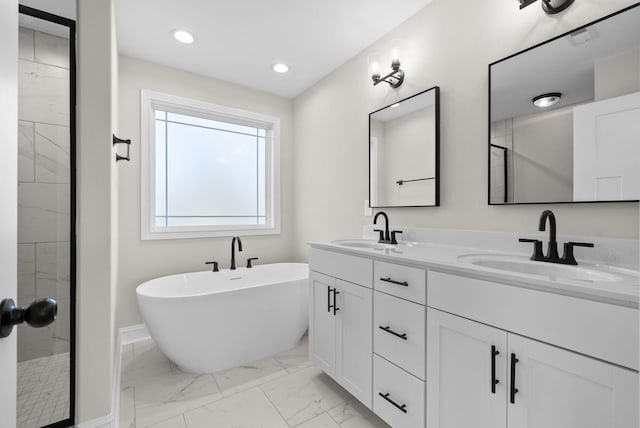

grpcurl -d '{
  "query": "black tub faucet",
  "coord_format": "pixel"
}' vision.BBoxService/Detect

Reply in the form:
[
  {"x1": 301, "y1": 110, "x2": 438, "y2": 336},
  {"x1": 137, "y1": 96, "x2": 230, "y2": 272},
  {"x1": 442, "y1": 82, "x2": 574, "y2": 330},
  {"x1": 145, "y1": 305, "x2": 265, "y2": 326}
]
[
  {"x1": 538, "y1": 210, "x2": 560, "y2": 261},
  {"x1": 230, "y1": 236, "x2": 243, "y2": 270}
]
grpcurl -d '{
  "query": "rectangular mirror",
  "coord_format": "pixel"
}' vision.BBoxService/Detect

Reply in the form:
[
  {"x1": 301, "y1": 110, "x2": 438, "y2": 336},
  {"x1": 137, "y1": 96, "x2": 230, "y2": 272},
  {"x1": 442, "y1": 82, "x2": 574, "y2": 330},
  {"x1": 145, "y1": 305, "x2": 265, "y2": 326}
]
[
  {"x1": 369, "y1": 86, "x2": 440, "y2": 208},
  {"x1": 489, "y1": 4, "x2": 640, "y2": 205}
]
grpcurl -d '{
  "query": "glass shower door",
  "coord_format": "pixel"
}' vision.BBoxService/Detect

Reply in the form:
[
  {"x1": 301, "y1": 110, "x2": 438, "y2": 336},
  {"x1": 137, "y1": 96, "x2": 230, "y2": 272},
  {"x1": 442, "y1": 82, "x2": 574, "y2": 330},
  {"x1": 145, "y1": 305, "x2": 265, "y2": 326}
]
[{"x1": 16, "y1": 5, "x2": 76, "y2": 428}]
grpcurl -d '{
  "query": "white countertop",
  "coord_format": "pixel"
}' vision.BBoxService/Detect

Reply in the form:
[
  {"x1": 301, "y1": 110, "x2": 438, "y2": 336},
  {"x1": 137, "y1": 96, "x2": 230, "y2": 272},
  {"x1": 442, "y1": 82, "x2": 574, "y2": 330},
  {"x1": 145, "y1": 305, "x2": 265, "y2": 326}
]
[{"x1": 309, "y1": 239, "x2": 640, "y2": 309}]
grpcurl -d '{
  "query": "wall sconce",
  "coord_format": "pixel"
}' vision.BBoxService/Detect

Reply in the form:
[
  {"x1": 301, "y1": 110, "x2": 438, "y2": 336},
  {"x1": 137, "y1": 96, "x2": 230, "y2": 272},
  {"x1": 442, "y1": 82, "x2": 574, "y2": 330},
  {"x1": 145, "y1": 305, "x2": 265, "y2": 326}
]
[
  {"x1": 519, "y1": 0, "x2": 574, "y2": 14},
  {"x1": 369, "y1": 41, "x2": 405, "y2": 88}
]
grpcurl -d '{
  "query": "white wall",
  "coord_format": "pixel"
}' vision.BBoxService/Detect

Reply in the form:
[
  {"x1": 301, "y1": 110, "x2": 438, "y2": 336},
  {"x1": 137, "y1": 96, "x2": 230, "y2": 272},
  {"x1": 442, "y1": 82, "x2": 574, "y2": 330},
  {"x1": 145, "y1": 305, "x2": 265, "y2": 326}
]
[
  {"x1": 292, "y1": 0, "x2": 639, "y2": 260},
  {"x1": 116, "y1": 56, "x2": 294, "y2": 328},
  {"x1": 76, "y1": 0, "x2": 117, "y2": 422}
]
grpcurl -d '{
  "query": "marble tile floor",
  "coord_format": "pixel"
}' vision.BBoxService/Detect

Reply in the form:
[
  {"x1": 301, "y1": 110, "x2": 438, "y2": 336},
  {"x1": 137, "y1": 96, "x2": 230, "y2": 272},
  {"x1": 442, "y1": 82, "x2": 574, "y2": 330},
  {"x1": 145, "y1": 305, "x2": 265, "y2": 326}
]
[
  {"x1": 17, "y1": 352, "x2": 70, "y2": 428},
  {"x1": 120, "y1": 335, "x2": 390, "y2": 428}
]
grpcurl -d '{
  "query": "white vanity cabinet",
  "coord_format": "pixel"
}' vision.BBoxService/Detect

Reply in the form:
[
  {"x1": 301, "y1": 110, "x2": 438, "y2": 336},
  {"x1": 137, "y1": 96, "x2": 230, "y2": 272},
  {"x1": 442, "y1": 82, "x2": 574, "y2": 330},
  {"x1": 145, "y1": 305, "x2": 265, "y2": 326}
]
[
  {"x1": 427, "y1": 272, "x2": 639, "y2": 428},
  {"x1": 309, "y1": 249, "x2": 373, "y2": 407}
]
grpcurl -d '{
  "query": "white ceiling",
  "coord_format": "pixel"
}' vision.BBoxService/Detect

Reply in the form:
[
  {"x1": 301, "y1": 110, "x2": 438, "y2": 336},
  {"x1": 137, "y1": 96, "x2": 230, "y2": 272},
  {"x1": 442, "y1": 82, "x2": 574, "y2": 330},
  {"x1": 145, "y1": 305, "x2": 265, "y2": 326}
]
[{"x1": 115, "y1": 0, "x2": 432, "y2": 98}]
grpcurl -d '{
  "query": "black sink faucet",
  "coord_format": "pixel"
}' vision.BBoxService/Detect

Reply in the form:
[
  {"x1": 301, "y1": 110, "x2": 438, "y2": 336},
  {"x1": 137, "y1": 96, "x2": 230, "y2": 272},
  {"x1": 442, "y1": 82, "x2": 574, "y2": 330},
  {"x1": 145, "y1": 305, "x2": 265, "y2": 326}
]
[
  {"x1": 538, "y1": 210, "x2": 560, "y2": 261},
  {"x1": 230, "y1": 235, "x2": 243, "y2": 270},
  {"x1": 373, "y1": 211, "x2": 402, "y2": 245},
  {"x1": 373, "y1": 211, "x2": 390, "y2": 242},
  {"x1": 520, "y1": 210, "x2": 594, "y2": 265}
]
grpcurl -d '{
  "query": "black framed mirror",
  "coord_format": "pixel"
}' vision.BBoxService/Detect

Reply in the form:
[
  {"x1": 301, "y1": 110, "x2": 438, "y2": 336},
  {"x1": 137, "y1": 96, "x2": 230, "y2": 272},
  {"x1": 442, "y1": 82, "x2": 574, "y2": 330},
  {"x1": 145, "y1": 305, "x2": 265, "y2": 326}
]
[
  {"x1": 488, "y1": 3, "x2": 640, "y2": 205},
  {"x1": 369, "y1": 86, "x2": 440, "y2": 208}
]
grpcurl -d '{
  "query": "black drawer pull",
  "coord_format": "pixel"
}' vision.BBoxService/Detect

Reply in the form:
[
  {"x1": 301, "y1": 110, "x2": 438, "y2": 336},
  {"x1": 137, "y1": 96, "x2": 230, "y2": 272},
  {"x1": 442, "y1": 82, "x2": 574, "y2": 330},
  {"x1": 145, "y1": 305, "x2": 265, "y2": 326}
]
[
  {"x1": 510, "y1": 353, "x2": 519, "y2": 404},
  {"x1": 332, "y1": 288, "x2": 340, "y2": 315},
  {"x1": 378, "y1": 392, "x2": 407, "y2": 413},
  {"x1": 379, "y1": 277, "x2": 409, "y2": 287},
  {"x1": 327, "y1": 286, "x2": 333, "y2": 313},
  {"x1": 379, "y1": 325, "x2": 408, "y2": 340},
  {"x1": 491, "y1": 345, "x2": 500, "y2": 394}
]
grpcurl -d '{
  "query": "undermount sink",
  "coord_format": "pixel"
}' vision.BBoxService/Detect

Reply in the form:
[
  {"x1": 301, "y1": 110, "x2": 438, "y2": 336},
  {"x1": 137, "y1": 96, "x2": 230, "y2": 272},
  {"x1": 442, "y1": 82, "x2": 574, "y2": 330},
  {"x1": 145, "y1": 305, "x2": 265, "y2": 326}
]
[
  {"x1": 457, "y1": 253, "x2": 627, "y2": 283},
  {"x1": 331, "y1": 239, "x2": 413, "y2": 252},
  {"x1": 332, "y1": 239, "x2": 397, "y2": 250}
]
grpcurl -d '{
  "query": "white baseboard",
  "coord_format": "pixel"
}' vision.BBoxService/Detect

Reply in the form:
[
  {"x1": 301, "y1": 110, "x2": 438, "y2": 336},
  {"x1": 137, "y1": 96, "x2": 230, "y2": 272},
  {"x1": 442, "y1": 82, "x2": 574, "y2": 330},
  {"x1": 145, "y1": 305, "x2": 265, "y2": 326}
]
[
  {"x1": 75, "y1": 324, "x2": 149, "y2": 428},
  {"x1": 120, "y1": 324, "x2": 150, "y2": 345}
]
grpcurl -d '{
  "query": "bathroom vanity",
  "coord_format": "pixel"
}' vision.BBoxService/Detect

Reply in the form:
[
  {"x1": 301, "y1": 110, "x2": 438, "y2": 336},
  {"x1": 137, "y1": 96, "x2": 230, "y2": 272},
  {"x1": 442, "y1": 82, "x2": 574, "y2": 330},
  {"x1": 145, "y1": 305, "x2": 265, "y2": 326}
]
[{"x1": 308, "y1": 235, "x2": 639, "y2": 428}]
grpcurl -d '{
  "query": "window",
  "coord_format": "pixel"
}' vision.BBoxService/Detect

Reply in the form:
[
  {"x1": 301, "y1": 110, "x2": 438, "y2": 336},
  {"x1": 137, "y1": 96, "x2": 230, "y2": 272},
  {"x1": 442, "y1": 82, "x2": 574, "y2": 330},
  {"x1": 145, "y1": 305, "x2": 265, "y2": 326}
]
[{"x1": 141, "y1": 90, "x2": 280, "y2": 239}]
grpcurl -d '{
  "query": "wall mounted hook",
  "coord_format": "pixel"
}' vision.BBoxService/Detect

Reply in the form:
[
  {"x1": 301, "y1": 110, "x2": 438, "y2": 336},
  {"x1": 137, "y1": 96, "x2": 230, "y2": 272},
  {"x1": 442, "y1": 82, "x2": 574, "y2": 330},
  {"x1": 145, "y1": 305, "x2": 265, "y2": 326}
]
[{"x1": 113, "y1": 134, "x2": 131, "y2": 162}]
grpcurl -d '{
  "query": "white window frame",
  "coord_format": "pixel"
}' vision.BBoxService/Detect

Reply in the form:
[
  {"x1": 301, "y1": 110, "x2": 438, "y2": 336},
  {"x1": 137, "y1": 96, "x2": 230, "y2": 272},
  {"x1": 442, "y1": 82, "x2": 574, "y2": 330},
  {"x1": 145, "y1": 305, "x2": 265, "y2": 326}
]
[{"x1": 140, "y1": 89, "x2": 280, "y2": 240}]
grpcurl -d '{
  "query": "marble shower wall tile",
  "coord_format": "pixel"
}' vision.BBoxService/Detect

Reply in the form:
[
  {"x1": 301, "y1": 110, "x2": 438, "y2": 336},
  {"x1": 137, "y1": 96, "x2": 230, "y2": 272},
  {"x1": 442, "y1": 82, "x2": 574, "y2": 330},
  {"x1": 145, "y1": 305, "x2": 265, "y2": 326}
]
[
  {"x1": 19, "y1": 27, "x2": 35, "y2": 61},
  {"x1": 17, "y1": 322, "x2": 54, "y2": 362},
  {"x1": 19, "y1": 59, "x2": 69, "y2": 126},
  {"x1": 51, "y1": 297, "x2": 71, "y2": 344},
  {"x1": 18, "y1": 121, "x2": 35, "y2": 182},
  {"x1": 18, "y1": 183, "x2": 70, "y2": 244},
  {"x1": 18, "y1": 243, "x2": 36, "y2": 305},
  {"x1": 34, "y1": 31, "x2": 70, "y2": 69},
  {"x1": 36, "y1": 242, "x2": 70, "y2": 300},
  {"x1": 35, "y1": 123, "x2": 70, "y2": 183}
]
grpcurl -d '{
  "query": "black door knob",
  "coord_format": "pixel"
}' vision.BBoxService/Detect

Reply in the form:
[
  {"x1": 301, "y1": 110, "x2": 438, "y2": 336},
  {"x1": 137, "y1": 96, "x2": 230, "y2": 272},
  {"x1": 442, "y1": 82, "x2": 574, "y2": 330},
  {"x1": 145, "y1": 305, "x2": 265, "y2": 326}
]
[{"x1": 0, "y1": 298, "x2": 57, "y2": 338}]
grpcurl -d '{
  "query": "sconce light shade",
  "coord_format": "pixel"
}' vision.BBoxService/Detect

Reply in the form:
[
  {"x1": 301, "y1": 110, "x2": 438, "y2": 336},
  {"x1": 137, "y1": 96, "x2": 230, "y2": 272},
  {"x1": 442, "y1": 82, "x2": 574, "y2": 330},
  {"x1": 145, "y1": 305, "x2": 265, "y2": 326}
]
[
  {"x1": 519, "y1": 0, "x2": 574, "y2": 14},
  {"x1": 369, "y1": 47, "x2": 404, "y2": 89}
]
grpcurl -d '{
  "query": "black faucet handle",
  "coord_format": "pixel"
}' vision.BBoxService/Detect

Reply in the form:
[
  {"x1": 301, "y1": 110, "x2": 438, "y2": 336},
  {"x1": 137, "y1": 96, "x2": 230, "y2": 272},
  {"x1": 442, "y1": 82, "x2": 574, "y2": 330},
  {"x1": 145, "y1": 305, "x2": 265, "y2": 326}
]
[
  {"x1": 519, "y1": 238, "x2": 544, "y2": 261},
  {"x1": 566, "y1": 241, "x2": 594, "y2": 248},
  {"x1": 390, "y1": 230, "x2": 403, "y2": 245},
  {"x1": 246, "y1": 257, "x2": 259, "y2": 268},
  {"x1": 374, "y1": 229, "x2": 385, "y2": 242},
  {"x1": 561, "y1": 241, "x2": 595, "y2": 265},
  {"x1": 205, "y1": 261, "x2": 219, "y2": 272}
]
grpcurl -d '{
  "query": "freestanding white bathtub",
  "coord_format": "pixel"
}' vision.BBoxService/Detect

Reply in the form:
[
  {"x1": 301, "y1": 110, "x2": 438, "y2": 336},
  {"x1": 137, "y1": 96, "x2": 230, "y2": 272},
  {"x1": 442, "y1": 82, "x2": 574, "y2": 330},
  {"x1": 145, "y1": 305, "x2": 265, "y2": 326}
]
[{"x1": 136, "y1": 263, "x2": 309, "y2": 374}]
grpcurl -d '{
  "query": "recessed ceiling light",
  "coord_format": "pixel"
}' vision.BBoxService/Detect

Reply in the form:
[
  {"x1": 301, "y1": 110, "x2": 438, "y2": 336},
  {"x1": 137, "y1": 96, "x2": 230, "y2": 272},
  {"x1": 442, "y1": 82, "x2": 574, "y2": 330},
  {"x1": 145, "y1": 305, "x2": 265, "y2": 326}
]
[
  {"x1": 273, "y1": 63, "x2": 289, "y2": 73},
  {"x1": 390, "y1": 103, "x2": 400, "y2": 108},
  {"x1": 173, "y1": 30, "x2": 194, "y2": 44},
  {"x1": 532, "y1": 92, "x2": 562, "y2": 108}
]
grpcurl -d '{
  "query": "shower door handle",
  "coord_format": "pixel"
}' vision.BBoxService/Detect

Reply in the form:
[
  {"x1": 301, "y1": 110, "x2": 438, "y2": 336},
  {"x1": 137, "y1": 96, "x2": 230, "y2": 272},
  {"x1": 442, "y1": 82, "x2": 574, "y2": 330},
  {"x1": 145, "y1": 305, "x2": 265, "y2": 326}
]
[{"x1": 0, "y1": 298, "x2": 57, "y2": 338}]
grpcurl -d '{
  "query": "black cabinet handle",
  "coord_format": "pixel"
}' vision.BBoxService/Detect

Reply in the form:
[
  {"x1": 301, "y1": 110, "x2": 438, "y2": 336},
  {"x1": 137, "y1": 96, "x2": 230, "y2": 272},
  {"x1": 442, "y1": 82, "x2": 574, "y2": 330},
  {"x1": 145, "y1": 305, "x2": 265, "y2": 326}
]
[
  {"x1": 379, "y1": 277, "x2": 409, "y2": 287},
  {"x1": 491, "y1": 345, "x2": 500, "y2": 393},
  {"x1": 379, "y1": 325, "x2": 408, "y2": 340},
  {"x1": 327, "y1": 286, "x2": 333, "y2": 313},
  {"x1": 332, "y1": 289, "x2": 340, "y2": 315},
  {"x1": 510, "y1": 353, "x2": 519, "y2": 404},
  {"x1": 378, "y1": 392, "x2": 407, "y2": 414}
]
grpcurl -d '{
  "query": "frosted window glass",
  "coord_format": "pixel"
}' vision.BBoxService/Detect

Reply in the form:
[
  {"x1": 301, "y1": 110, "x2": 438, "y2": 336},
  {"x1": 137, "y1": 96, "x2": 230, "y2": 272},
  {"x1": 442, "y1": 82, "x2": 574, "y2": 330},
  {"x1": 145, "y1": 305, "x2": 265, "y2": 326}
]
[{"x1": 155, "y1": 113, "x2": 267, "y2": 227}]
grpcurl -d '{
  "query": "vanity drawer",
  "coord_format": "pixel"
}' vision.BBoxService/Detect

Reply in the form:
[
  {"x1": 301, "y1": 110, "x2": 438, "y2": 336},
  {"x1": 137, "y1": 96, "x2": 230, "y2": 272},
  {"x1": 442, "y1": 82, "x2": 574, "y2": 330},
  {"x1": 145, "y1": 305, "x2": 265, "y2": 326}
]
[
  {"x1": 428, "y1": 271, "x2": 639, "y2": 371},
  {"x1": 374, "y1": 261, "x2": 426, "y2": 304},
  {"x1": 309, "y1": 248, "x2": 372, "y2": 288},
  {"x1": 374, "y1": 291, "x2": 426, "y2": 379},
  {"x1": 373, "y1": 354, "x2": 425, "y2": 428}
]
